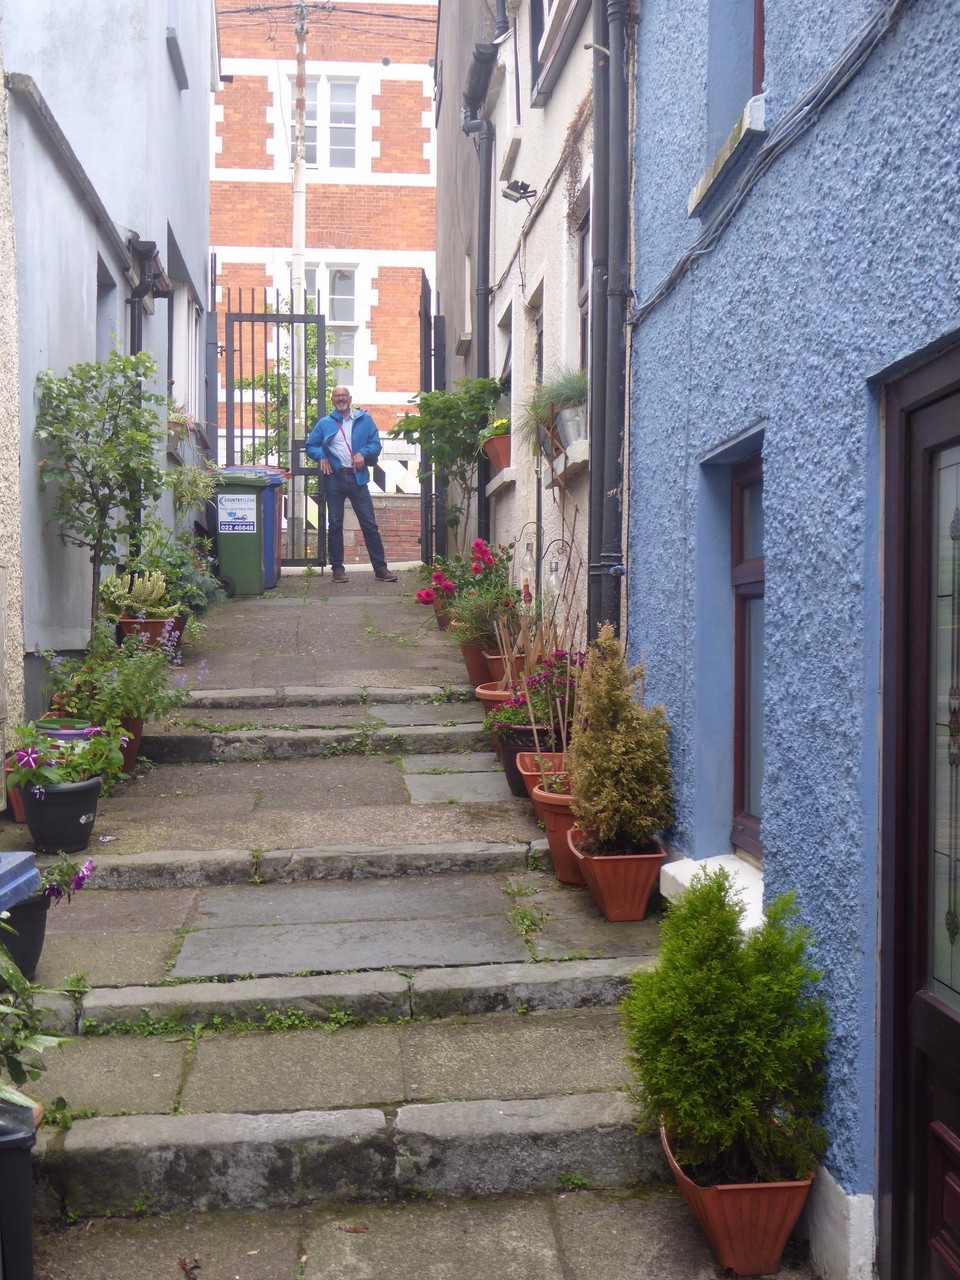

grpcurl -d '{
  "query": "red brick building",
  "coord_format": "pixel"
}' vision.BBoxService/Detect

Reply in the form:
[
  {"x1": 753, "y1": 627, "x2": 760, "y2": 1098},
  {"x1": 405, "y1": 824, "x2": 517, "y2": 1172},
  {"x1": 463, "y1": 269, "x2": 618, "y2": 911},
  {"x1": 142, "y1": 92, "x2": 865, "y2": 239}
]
[{"x1": 211, "y1": 0, "x2": 437, "y2": 564}]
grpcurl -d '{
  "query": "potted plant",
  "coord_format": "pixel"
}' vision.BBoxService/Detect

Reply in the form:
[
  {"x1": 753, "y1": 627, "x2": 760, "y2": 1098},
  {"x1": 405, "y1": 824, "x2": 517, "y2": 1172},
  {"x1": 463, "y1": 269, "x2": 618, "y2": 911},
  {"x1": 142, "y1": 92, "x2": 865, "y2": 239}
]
[
  {"x1": 393, "y1": 377, "x2": 503, "y2": 552},
  {"x1": 2, "y1": 853, "x2": 94, "y2": 982},
  {"x1": 118, "y1": 521, "x2": 225, "y2": 622},
  {"x1": 516, "y1": 366, "x2": 588, "y2": 459},
  {"x1": 478, "y1": 416, "x2": 510, "y2": 474},
  {"x1": 566, "y1": 623, "x2": 674, "y2": 920},
  {"x1": 0, "y1": 928, "x2": 60, "y2": 1109},
  {"x1": 99, "y1": 570, "x2": 186, "y2": 649},
  {"x1": 483, "y1": 648, "x2": 583, "y2": 798},
  {"x1": 7, "y1": 723, "x2": 125, "y2": 855},
  {"x1": 446, "y1": 541, "x2": 520, "y2": 686},
  {"x1": 621, "y1": 866, "x2": 829, "y2": 1276},
  {"x1": 35, "y1": 348, "x2": 167, "y2": 627},
  {"x1": 43, "y1": 623, "x2": 189, "y2": 772}
]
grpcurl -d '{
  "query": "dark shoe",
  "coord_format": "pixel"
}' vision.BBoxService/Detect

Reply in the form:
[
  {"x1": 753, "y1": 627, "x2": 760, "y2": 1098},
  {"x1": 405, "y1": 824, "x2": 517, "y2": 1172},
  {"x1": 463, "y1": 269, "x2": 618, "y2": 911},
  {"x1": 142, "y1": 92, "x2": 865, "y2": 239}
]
[
  {"x1": 332, "y1": 570, "x2": 349, "y2": 583},
  {"x1": 375, "y1": 569, "x2": 398, "y2": 582}
]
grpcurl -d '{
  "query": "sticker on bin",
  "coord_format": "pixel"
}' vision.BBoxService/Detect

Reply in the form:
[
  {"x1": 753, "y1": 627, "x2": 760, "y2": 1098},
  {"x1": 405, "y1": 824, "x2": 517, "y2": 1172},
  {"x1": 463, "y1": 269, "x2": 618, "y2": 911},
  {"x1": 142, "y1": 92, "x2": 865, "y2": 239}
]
[{"x1": 217, "y1": 493, "x2": 257, "y2": 533}]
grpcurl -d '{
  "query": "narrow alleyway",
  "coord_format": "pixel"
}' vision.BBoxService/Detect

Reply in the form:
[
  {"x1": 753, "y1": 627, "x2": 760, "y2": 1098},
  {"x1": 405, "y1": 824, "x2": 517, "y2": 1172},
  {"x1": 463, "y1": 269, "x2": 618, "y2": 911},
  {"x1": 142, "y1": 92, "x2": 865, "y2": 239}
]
[{"x1": 16, "y1": 571, "x2": 818, "y2": 1277}]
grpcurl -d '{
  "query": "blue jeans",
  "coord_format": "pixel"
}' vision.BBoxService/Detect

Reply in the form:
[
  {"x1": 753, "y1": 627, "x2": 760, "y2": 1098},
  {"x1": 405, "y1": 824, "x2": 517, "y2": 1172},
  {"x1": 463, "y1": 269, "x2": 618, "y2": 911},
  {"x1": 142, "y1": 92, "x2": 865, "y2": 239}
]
[{"x1": 324, "y1": 470, "x2": 387, "y2": 573}]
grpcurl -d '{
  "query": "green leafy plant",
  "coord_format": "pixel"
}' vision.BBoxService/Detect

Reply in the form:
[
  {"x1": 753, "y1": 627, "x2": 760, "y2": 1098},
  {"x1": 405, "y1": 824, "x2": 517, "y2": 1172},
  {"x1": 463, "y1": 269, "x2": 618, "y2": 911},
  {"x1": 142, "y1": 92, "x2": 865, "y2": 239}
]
[
  {"x1": 113, "y1": 523, "x2": 225, "y2": 619},
  {"x1": 621, "y1": 866, "x2": 829, "y2": 1184},
  {"x1": 35, "y1": 349, "x2": 167, "y2": 627},
  {"x1": 99, "y1": 571, "x2": 180, "y2": 620},
  {"x1": 567, "y1": 623, "x2": 673, "y2": 853},
  {"x1": 0, "y1": 929, "x2": 61, "y2": 1107},
  {"x1": 516, "y1": 365, "x2": 587, "y2": 458},
  {"x1": 7, "y1": 722, "x2": 126, "y2": 791},
  {"x1": 43, "y1": 623, "x2": 190, "y2": 723},
  {"x1": 478, "y1": 416, "x2": 510, "y2": 447},
  {"x1": 483, "y1": 648, "x2": 584, "y2": 740},
  {"x1": 393, "y1": 377, "x2": 504, "y2": 550}
]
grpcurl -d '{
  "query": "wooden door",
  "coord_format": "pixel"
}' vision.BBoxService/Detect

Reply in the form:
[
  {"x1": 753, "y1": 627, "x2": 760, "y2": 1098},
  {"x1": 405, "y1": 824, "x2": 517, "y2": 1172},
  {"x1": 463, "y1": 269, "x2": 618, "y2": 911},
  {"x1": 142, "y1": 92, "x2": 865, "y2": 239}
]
[{"x1": 884, "y1": 349, "x2": 960, "y2": 1279}]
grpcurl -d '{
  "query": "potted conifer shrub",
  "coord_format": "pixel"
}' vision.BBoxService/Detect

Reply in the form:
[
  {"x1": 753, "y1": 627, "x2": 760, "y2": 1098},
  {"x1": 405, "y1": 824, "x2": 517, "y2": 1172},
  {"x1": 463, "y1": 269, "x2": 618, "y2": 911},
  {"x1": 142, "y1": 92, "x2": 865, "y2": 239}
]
[
  {"x1": 566, "y1": 623, "x2": 673, "y2": 920},
  {"x1": 621, "y1": 865, "x2": 829, "y2": 1276}
]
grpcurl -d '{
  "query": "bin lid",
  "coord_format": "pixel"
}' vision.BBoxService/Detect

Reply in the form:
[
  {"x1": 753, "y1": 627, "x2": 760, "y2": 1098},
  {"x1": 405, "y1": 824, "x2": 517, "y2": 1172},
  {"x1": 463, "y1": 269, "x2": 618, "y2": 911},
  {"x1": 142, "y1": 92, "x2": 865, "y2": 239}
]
[
  {"x1": 0, "y1": 853, "x2": 39, "y2": 913},
  {"x1": 216, "y1": 467, "x2": 286, "y2": 487},
  {"x1": 0, "y1": 1103, "x2": 37, "y2": 1149}
]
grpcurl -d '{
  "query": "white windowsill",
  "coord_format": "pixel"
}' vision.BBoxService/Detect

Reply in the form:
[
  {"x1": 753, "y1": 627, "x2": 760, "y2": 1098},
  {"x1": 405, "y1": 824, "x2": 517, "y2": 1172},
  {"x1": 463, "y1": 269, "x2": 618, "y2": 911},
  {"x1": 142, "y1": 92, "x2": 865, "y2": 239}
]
[
  {"x1": 660, "y1": 853, "x2": 765, "y2": 932},
  {"x1": 545, "y1": 437, "x2": 589, "y2": 488},
  {"x1": 688, "y1": 94, "x2": 766, "y2": 220},
  {"x1": 486, "y1": 466, "x2": 516, "y2": 498}
]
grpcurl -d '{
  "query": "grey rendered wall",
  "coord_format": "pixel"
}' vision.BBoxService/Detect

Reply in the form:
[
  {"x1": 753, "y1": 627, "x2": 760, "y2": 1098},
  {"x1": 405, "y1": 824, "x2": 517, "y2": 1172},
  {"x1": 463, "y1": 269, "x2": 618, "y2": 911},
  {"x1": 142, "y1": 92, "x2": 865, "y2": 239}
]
[
  {"x1": 1, "y1": 1, "x2": 213, "y2": 654},
  {"x1": 627, "y1": 0, "x2": 960, "y2": 1197}
]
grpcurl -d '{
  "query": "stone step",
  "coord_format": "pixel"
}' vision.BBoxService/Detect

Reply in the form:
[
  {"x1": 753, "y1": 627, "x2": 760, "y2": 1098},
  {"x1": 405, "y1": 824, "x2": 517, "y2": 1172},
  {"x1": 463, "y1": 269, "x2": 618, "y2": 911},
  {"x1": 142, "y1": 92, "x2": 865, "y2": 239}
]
[
  {"x1": 142, "y1": 719, "x2": 490, "y2": 764},
  {"x1": 35, "y1": 1092, "x2": 663, "y2": 1218},
  {"x1": 187, "y1": 685, "x2": 475, "y2": 709}
]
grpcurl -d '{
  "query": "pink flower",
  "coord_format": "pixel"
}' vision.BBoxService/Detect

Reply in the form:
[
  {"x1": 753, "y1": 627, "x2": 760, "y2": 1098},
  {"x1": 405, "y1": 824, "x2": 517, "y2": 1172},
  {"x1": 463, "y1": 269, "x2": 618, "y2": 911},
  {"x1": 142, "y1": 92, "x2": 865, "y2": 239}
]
[
  {"x1": 471, "y1": 562, "x2": 484, "y2": 576},
  {"x1": 431, "y1": 570, "x2": 445, "y2": 585},
  {"x1": 472, "y1": 538, "x2": 486, "y2": 554},
  {"x1": 439, "y1": 579, "x2": 455, "y2": 595},
  {"x1": 16, "y1": 747, "x2": 39, "y2": 769},
  {"x1": 415, "y1": 588, "x2": 436, "y2": 605}
]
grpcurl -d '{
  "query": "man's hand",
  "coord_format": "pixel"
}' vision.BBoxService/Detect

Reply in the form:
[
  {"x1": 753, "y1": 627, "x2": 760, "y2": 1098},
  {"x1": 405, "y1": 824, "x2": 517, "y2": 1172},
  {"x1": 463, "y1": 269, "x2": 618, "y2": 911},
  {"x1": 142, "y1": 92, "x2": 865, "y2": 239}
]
[
  {"x1": 352, "y1": 452, "x2": 365, "y2": 470},
  {"x1": 319, "y1": 459, "x2": 332, "y2": 476}
]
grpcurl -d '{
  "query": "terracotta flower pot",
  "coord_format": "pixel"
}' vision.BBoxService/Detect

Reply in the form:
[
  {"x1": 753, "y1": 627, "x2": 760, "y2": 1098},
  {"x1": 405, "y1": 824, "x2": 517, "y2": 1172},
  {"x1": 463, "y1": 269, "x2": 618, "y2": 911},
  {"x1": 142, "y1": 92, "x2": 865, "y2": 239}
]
[
  {"x1": 500, "y1": 726, "x2": 560, "y2": 798},
  {"x1": 4, "y1": 758, "x2": 26, "y2": 824},
  {"x1": 119, "y1": 716, "x2": 145, "y2": 773},
  {"x1": 532, "y1": 784, "x2": 584, "y2": 886},
  {"x1": 118, "y1": 615, "x2": 185, "y2": 651},
  {"x1": 660, "y1": 1127, "x2": 813, "y2": 1277},
  {"x1": 515, "y1": 750, "x2": 565, "y2": 798},
  {"x1": 459, "y1": 640, "x2": 492, "y2": 687},
  {"x1": 433, "y1": 599, "x2": 452, "y2": 630},
  {"x1": 482, "y1": 433, "x2": 510, "y2": 474},
  {"x1": 567, "y1": 826, "x2": 666, "y2": 921},
  {"x1": 483, "y1": 650, "x2": 525, "y2": 683},
  {"x1": 475, "y1": 680, "x2": 514, "y2": 714}
]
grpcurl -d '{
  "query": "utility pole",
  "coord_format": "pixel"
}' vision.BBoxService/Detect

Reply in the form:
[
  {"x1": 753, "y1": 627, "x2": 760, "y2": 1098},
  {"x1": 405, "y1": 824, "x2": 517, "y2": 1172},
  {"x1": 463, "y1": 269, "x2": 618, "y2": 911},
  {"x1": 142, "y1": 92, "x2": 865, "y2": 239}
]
[{"x1": 290, "y1": 0, "x2": 308, "y2": 554}]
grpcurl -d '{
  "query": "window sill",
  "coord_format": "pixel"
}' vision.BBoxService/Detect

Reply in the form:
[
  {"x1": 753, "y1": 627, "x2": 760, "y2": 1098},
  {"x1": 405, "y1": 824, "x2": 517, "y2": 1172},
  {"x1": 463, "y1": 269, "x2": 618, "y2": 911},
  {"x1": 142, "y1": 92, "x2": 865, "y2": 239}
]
[
  {"x1": 531, "y1": 0, "x2": 591, "y2": 107},
  {"x1": 545, "y1": 437, "x2": 589, "y2": 489},
  {"x1": 485, "y1": 466, "x2": 516, "y2": 498},
  {"x1": 660, "y1": 853, "x2": 765, "y2": 932},
  {"x1": 687, "y1": 94, "x2": 766, "y2": 222}
]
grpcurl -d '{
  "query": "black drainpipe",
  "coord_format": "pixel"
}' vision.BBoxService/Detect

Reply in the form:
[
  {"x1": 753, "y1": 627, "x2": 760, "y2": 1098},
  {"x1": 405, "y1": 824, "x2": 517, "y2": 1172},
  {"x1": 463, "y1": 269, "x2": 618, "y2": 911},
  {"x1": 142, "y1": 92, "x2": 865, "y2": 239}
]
[
  {"x1": 494, "y1": 0, "x2": 509, "y2": 41},
  {"x1": 462, "y1": 43, "x2": 497, "y2": 543},
  {"x1": 598, "y1": 0, "x2": 630, "y2": 634},
  {"x1": 587, "y1": 2, "x2": 610, "y2": 638}
]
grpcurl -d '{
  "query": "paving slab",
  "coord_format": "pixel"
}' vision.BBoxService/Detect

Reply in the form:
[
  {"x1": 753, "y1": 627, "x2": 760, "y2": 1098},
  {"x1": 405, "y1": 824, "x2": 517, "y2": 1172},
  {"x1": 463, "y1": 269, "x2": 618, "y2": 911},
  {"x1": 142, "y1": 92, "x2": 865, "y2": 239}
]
[
  {"x1": 32, "y1": 1035, "x2": 188, "y2": 1114},
  {"x1": 44, "y1": 888, "x2": 200, "y2": 935},
  {"x1": 192, "y1": 873, "x2": 515, "y2": 928},
  {"x1": 404, "y1": 771, "x2": 515, "y2": 804},
  {"x1": 401, "y1": 751, "x2": 499, "y2": 773},
  {"x1": 171, "y1": 915, "x2": 531, "y2": 978},
  {"x1": 35, "y1": 1188, "x2": 811, "y2": 1280},
  {"x1": 36, "y1": 930, "x2": 178, "y2": 988},
  {"x1": 180, "y1": 1025, "x2": 405, "y2": 1113},
  {"x1": 163, "y1": 701, "x2": 483, "y2": 731},
  {"x1": 400, "y1": 1009, "x2": 628, "y2": 1102}
]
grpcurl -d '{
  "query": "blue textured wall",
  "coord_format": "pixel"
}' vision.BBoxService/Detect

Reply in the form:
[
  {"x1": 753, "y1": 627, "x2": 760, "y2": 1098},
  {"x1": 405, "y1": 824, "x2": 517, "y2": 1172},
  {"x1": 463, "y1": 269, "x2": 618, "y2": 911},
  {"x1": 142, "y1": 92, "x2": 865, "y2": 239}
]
[{"x1": 627, "y1": 0, "x2": 960, "y2": 1197}]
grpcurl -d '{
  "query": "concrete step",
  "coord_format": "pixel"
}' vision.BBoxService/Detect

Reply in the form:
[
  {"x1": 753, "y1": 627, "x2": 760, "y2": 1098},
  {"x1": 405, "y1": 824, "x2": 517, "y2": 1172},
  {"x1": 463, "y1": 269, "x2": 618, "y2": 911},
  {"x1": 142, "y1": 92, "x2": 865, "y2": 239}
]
[
  {"x1": 187, "y1": 685, "x2": 476, "y2": 709},
  {"x1": 39, "y1": 1186, "x2": 794, "y2": 1280}
]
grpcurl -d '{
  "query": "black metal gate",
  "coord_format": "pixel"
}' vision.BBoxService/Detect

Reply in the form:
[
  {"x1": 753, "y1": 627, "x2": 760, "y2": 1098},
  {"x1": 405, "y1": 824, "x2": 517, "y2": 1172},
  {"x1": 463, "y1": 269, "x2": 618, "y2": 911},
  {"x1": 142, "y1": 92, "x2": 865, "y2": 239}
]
[{"x1": 222, "y1": 288, "x2": 327, "y2": 566}]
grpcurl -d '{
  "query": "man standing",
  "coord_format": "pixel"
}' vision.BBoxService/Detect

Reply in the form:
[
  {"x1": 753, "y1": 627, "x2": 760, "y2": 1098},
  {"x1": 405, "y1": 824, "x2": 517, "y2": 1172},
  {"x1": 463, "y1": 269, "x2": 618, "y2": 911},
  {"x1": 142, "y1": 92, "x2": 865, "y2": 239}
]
[{"x1": 305, "y1": 386, "x2": 398, "y2": 583}]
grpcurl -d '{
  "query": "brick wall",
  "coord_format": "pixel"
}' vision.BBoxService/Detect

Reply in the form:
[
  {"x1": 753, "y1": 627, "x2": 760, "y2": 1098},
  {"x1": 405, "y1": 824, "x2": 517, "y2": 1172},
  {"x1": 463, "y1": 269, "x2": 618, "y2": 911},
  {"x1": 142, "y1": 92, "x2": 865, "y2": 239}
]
[
  {"x1": 340, "y1": 493, "x2": 421, "y2": 564},
  {"x1": 211, "y1": 183, "x2": 435, "y2": 251},
  {"x1": 372, "y1": 82, "x2": 431, "y2": 174},
  {"x1": 216, "y1": 76, "x2": 273, "y2": 169},
  {"x1": 217, "y1": 6, "x2": 436, "y2": 63},
  {"x1": 370, "y1": 267, "x2": 425, "y2": 392}
]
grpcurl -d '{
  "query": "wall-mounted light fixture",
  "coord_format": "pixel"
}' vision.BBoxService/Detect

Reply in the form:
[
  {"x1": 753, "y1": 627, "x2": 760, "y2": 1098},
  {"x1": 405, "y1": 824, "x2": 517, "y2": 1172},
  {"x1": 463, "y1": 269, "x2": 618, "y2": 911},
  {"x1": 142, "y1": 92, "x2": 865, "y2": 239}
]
[{"x1": 502, "y1": 179, "x2": 537, "y2": 203}]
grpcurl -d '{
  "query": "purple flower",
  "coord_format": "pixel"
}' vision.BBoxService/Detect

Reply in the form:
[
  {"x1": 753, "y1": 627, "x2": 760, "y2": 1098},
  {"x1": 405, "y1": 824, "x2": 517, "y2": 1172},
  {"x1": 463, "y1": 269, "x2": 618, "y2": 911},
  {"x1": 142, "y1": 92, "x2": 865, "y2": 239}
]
[
  {"x1": 82, "y1": 726, "x2": 103, "y2": 738},
  {"x1": 44, "y1": 882, "x2": 63, "y2": 902},
  {"x1": 16, "y1": 747, "x2": 39, "y2": 769}
]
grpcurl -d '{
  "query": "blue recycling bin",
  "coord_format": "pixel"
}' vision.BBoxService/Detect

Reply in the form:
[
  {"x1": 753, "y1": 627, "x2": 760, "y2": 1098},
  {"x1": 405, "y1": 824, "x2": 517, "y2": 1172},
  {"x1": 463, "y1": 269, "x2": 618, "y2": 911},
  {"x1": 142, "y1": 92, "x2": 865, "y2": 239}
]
[
  {"x1": 214, "y1": 468, "x2": 285, "y2": 595},
  {"x1": 0, "y1": 853, "x2": 39, "y2": 914}
]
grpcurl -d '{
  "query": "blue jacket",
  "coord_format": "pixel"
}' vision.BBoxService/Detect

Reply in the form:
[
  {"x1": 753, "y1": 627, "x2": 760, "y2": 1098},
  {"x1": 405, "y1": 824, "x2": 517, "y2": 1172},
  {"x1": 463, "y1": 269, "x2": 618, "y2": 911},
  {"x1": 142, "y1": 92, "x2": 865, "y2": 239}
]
[{"x1": 305, "y1": 408, "x2": 382, "y2": 485}]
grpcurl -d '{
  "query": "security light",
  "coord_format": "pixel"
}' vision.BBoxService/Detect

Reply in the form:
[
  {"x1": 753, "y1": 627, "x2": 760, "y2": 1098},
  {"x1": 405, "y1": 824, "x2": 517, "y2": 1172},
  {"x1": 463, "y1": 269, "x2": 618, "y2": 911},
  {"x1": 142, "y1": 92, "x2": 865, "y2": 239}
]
[{"x1": 502, "y1": 180, "x2": 536, "y2": 203}]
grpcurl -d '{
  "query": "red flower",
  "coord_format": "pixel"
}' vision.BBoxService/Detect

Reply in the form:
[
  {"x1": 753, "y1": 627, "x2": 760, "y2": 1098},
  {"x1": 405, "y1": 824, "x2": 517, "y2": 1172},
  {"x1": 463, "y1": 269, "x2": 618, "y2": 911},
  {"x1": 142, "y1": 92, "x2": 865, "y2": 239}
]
[
  {"x1": 415, "y1": 588, "x2": 436, "y2": 605},
  {"x1": 471, "y1": 562, "x2": 484, "y2": 576},
  {"x1": 472, "y1": 538, "x2": 487, "y2": 554},
  {"x1": 439, "y1": 579, "x2": 455, "y2": 595},
  {"x1": 431, "y1": 570, "x2": 445, "y2": 585}
]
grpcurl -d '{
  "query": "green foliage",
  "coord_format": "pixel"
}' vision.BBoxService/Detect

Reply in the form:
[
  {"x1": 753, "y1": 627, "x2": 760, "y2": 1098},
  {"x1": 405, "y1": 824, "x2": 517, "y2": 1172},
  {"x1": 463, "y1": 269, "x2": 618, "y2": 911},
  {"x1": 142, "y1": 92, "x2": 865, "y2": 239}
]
[
  {"x1": 568, "y1": 624, "x2": 673, "y2": 851},
  {"x1": 44, "y1": 623, "x2": 190, "y2": 723},
  {"x1": 7, "y1": 721, "x2": 126, "y2": 789},
  {"x1": 0, "y1": 931, "x2": 61, "y2": 1107},
  {"x1": 169, "y1": 461, "x2": 217, "y2": 517},
  {"x1": 35, "y1": 349, "x2": 167, "y2": 626},
  {"x1": 99, "y1": 571, "x2": 179, "y2": 620},
  {"x1": 517, "y1": 365, "x2": 587, "y2": 457},
  {"x1": 115, "y1": 522, "x2": 225, "y2": 618},
  {"x1": 393, "y1": 377, "x2": 503, "y2": 549},
  {"x1": 621, "y1": 866, "x2": 829, "y2": 1183}
]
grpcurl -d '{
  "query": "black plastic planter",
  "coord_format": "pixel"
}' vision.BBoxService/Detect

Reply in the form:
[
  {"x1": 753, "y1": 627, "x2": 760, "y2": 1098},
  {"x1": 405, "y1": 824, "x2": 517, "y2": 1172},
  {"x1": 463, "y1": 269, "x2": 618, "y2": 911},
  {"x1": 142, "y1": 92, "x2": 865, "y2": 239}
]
[
  {"x1": 21, "y1": 776, "x2": 102, "y2": 854},
  {"x1": 2, "y1": 894, "x2": 50, "y2": 982}
]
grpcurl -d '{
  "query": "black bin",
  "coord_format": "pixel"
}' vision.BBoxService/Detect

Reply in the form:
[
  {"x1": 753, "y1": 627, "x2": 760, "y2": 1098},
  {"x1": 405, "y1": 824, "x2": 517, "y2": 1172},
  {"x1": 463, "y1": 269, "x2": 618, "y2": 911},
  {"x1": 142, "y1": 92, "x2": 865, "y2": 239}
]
[{"x1": 0, "y1": 1103, "x2": 36, "y2": 1280}]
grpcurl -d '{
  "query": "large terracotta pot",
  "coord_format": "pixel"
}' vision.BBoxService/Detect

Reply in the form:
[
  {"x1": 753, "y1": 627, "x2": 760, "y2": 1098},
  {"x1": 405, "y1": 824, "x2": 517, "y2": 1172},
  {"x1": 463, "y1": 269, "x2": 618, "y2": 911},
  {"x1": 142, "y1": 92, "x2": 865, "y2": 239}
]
[
  {"x1": 118, "y1": 615, "x2": 186, "y2": 651},
  {"x1": 567, "y1": 826, "x2": 666, "y2": 921},
  {"x1": 660, "y1": 1128, "x2": 813, "y2": 1277},
  {"x1": 474, "y1": 681, "x2": 514, "y2": 714},
  {"x1": 21, "y1": 776, "x2": 103, "y2": 855},
  {"x1": 433, "y1": 599, "x2": 452, "y2": 631},
  {"x1": 500, "y1": 726, "x2": 560, "y2": 798},
  {"x1": 515, "y1": 750, "x2": 565, "y2": 798},
  {"x1": 532, "y1": 784, "x2": 583, "y2": 885},
  {"x1": 4, "y1": 758, "x2": 26, "y2": 824},
  {"x1": 482, "y1": 433, "x2": 511, "y2": 474},
  {"x1": 119, "y1": 716, "x2": 145, "y2": 773},
  {"x1": 460, "y1": 641, "x2": 492, "y2": 687}
]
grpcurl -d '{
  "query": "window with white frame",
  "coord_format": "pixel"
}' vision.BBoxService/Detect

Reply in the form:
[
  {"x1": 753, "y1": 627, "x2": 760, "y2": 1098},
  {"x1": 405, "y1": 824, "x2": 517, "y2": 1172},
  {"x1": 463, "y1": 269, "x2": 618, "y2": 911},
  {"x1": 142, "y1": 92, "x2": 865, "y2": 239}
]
[
  {"x1": 327, "y1": 266, "x2": 357, "y2": 384},
  {"x1": 289, "y1": 77, "x2": 319, "y2": 166},
  {"x1": 329, "y1": 81, "x2": 357, "y2": 169}
]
